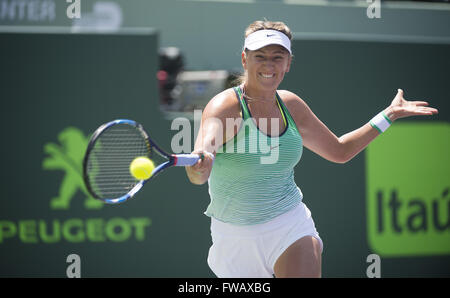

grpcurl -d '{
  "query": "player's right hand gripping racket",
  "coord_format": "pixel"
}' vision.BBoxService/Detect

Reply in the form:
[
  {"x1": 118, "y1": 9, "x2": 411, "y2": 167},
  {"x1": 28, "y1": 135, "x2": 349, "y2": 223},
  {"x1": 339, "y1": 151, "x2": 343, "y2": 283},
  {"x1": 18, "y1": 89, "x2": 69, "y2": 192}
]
[{"x1": 83, "y1": 119, "x2": 209, "y2": 204}]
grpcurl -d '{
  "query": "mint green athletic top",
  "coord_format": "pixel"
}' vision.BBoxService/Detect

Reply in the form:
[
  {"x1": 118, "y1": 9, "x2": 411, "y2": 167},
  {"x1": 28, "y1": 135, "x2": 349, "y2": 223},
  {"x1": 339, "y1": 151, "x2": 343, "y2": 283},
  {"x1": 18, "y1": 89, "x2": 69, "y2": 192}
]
[{"x1": 205, "y1": 86, "x2": 304, "y2": 225}]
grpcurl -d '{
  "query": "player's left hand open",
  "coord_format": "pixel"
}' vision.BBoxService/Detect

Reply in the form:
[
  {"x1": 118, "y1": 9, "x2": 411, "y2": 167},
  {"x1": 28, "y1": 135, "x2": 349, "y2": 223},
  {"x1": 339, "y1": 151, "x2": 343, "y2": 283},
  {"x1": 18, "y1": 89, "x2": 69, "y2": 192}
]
[{"x1": 389, "y1": 89, "x2": 439, "y2": 121}]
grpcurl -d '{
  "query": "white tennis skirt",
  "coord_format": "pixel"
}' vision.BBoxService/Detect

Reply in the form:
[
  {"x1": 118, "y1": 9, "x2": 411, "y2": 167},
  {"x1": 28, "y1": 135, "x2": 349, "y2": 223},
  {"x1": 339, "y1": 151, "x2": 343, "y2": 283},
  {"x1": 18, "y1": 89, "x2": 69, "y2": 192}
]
[{"x1": 207, "y1": 201, "x2": 323, "y2": 278}]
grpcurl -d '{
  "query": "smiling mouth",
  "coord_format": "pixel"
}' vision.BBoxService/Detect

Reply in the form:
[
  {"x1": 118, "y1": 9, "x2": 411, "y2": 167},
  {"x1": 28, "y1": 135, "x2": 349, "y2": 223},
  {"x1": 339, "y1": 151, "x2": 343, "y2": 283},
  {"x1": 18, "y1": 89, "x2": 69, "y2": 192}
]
[{"x1": 260, "y1": 73, "x2": 275, "y2": 78}]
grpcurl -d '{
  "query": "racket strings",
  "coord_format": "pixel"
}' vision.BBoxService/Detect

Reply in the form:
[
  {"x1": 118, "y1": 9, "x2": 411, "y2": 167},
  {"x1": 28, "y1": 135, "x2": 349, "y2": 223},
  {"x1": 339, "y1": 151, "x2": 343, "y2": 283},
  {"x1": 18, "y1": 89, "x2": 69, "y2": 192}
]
[{"x1": 86, "y1": 124, "x2": 151, "y2": 199}]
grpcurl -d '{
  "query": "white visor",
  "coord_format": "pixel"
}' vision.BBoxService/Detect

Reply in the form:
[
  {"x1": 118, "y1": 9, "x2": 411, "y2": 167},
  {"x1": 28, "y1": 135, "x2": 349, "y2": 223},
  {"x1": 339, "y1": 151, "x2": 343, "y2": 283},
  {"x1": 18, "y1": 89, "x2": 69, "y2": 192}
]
[{"x1": 244, "y1": 29, "x2": 292, "y2": 54}]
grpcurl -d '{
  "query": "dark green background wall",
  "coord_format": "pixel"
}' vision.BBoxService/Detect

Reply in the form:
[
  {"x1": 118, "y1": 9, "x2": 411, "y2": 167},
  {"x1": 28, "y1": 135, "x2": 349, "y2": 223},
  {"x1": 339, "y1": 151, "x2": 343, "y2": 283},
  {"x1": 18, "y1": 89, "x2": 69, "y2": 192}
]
[
  {"x1": 1, "y1": 0, "x2": 450, "y2": 71},
  {"x1": 0, "y1": 31, "x2": 213, "y2": 277}
]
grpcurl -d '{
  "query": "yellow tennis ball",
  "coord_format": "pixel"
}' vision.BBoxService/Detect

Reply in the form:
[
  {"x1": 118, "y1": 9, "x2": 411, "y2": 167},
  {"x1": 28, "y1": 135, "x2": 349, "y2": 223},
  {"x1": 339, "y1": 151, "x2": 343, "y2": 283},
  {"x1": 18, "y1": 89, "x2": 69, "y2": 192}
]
[{"x1": 129, "y1": 157, "x2": 155, "y2": 180}]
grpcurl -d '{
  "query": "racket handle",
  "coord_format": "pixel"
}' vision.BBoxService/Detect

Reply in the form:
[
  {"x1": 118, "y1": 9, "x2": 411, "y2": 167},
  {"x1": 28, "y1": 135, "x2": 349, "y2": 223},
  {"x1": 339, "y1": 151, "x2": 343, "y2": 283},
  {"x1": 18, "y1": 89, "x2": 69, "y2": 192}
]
[
  {"x1": 173, "y1": 152, "x2": 214, "y2": 166},
  {"x1": 173, "y1": 154, "x2": 200, "y2": 166}
]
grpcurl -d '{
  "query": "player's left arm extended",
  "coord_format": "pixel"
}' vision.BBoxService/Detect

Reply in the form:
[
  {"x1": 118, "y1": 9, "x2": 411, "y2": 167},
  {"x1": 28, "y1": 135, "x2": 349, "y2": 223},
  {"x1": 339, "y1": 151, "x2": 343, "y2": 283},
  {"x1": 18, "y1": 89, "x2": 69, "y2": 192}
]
[{"x1": 291, "y1": 89, "x2": 438, "y2": 164}]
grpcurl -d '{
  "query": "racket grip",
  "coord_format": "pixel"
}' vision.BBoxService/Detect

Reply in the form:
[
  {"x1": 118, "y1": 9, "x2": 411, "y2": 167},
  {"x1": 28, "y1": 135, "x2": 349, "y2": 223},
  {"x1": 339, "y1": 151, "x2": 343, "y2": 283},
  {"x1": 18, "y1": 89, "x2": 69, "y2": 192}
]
[
  {"x1": 173, "y1": 154, "x2": 201, "y2": 166},
  {"x1": 173, "y1": 152, "x2": 214, "y2": 166}
]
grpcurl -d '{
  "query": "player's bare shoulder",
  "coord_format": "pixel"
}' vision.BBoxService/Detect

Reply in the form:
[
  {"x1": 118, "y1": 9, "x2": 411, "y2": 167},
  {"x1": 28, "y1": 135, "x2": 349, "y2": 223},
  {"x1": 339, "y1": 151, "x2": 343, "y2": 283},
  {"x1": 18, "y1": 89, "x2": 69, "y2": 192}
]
[
  {"x1": 277, "y1": 90, "x2": 310, "y2": 118},
  {"x1": 203, "y1": 88, "x2": 241, "y2": 121}
]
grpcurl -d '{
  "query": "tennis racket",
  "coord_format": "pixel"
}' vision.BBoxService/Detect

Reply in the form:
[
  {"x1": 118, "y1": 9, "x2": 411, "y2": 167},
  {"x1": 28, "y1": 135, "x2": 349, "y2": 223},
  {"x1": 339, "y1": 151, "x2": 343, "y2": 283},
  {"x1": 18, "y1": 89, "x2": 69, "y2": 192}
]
[{"x1": 83, "y1": 119, "x2": 205, "y2": 204}]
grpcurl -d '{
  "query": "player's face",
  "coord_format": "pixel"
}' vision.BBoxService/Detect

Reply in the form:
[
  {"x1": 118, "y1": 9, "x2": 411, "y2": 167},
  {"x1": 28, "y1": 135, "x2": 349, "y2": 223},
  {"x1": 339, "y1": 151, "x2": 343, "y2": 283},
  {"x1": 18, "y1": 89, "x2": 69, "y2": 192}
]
[{"x1": 242, "y1": 45, "x2": 292, "y2": 91}]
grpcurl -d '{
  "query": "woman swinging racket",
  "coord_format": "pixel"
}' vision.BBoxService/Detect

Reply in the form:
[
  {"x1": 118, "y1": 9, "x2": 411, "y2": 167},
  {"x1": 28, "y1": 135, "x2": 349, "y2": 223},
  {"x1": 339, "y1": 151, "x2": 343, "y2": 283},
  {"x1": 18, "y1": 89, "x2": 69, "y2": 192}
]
[{"x1": 185, "y1": 20, "x2": 438, "y2": 278}]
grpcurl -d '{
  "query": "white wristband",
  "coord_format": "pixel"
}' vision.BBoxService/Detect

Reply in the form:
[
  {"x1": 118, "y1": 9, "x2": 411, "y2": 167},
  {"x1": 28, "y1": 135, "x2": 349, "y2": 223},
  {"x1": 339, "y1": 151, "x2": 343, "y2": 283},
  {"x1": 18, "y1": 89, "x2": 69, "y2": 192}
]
[{"x1": 370, "y1": 111, "x2": 392, "y2": 133}]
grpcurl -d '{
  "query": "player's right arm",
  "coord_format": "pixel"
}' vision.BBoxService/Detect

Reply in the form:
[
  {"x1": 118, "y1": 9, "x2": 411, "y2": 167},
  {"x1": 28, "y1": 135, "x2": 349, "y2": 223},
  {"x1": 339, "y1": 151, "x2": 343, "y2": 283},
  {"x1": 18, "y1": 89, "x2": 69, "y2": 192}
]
[{"x1": 186, "y1": 88, "x2": 241, "y2": 185}]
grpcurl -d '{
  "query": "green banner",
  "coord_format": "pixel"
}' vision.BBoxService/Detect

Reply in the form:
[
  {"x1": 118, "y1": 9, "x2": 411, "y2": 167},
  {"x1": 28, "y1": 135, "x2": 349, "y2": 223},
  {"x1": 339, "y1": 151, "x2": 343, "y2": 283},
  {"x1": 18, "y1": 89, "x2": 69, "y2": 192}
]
[{"x1": 367, "y1": 122, "x2": 450, "y2": 257}]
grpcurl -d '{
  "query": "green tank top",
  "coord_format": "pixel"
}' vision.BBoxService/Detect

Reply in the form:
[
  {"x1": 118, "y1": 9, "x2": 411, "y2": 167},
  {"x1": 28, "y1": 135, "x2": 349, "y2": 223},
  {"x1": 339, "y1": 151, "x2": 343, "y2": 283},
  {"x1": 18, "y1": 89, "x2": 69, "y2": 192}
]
[{"x1": 205, "y1": 86, "x2": 304, "y2": 225}]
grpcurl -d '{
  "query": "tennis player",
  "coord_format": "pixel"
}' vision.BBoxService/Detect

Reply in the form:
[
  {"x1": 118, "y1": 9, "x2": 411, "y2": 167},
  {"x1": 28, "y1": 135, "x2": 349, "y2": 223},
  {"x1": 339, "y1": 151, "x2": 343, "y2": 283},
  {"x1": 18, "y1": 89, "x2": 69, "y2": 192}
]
[{"x1": 185, "y1": 20, "x2": 438, "y2": 278}]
